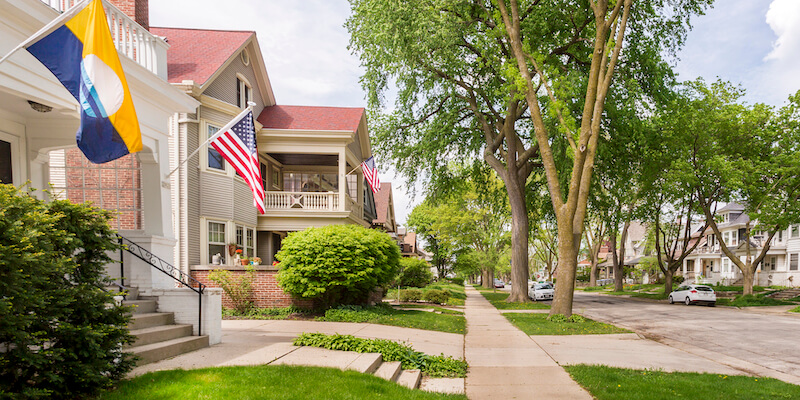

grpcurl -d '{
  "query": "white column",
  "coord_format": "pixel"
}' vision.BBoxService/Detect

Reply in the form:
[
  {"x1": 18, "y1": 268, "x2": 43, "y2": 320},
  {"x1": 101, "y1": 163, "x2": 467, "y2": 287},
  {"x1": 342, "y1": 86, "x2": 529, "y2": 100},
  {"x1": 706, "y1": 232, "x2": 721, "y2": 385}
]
[{"x1": 338, "y1": 148, "x2": 346, "y2": 211}]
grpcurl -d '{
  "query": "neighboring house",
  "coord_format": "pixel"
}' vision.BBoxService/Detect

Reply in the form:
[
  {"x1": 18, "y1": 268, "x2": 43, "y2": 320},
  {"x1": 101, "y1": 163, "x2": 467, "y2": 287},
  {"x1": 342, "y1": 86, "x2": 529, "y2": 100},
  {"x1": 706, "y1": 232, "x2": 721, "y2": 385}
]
[
  {"x1": 372, "y1": 182, "x2": 398, "y2": 234},
  {"x1": 597, "y1": 221, "x2": 649, "y2": 279},
  {"x1": 1, "y1": 0, "x2": 225, "y2": 347},
  {"x1": 150, "y1": 26, "x2": 378, "y2": 307},
  {"x1": 397, "y1": 227, "x2": 424, "y2": 259},
  {"x1": 679, "y1": 203, "x2": 800, "y2": 287}
]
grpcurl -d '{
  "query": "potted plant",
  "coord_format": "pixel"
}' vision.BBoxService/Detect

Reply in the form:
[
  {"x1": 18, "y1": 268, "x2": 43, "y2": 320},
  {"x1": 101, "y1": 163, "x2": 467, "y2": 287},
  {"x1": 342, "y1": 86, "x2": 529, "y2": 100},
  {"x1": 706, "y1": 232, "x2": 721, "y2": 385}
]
[
  {"x1": 252, "y1": 257, "x2": 262, "y2": 266},
  {"x1": 240, "y1": 256, "x2": 249, "y2": 266}
]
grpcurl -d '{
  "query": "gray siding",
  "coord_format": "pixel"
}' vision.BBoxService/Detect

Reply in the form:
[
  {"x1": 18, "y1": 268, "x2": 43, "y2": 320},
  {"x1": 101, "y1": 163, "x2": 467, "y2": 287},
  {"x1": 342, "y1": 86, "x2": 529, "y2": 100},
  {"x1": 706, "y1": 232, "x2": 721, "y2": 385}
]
[
  {"x1": 203, "y1": 44, "x2": 266, "y2": 111},
  {"x1": 200, "y1": 172, "x2": 235, "y2": 219},
  {"x1": 348, "y1": 130, "x2": 364, "y2": 163},
  {"x1": 186, "y1": 121, "x2": 201, "y2": 266}
]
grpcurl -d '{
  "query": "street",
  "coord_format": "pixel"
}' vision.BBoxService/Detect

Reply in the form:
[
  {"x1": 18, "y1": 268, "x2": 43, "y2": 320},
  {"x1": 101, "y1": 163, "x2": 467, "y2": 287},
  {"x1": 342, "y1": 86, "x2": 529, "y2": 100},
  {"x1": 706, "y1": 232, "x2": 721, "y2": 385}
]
[{"x1": 572, "y1": 291, "x2": 800, "y2": 381}]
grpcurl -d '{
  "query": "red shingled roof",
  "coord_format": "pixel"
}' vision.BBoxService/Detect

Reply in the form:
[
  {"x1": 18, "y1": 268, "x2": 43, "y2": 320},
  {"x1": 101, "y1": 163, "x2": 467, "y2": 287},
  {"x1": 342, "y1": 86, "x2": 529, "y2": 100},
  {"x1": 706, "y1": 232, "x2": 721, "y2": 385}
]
[
  {"x1": 373, "y1": 183, "x2": 392, "y2": 225},
  {"x1": 150, "y1": 27, "x2": 254, "y2": 85},
  {"x1": 257, "y1": 105, "x2": 364, "y2": 133}
]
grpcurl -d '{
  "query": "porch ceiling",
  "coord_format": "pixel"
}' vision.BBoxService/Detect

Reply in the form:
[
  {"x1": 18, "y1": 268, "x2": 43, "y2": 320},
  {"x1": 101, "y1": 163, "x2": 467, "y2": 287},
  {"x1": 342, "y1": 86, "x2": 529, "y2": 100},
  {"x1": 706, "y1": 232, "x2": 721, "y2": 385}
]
[{"x1": 267, "y1": 153, "x2": 338, "y2": 166}]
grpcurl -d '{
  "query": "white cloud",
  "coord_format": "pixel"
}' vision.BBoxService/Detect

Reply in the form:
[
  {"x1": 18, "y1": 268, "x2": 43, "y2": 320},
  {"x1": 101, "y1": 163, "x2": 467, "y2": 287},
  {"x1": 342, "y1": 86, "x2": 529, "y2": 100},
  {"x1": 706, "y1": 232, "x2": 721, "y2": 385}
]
[{"x1": 764, "y1": 0, "x2": 800, "y2": 61}]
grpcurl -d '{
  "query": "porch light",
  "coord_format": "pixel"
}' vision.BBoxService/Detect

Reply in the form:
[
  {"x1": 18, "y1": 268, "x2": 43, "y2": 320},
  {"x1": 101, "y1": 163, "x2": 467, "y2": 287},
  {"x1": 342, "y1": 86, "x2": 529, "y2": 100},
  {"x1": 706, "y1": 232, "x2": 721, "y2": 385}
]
[{"x1": 27, "y1": 100, "x2": 52, "y2": 113}]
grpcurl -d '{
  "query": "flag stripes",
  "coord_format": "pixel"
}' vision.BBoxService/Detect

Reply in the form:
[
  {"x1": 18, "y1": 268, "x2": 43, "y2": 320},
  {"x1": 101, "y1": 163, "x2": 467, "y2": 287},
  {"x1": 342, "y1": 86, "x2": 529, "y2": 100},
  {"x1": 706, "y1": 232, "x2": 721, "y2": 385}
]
[
  {"x1": 362, "y1": 156, "x2": 380, "y2": 194},
  {"x1": 209, "y1": 109, "x2": 265, "y2": 214}
]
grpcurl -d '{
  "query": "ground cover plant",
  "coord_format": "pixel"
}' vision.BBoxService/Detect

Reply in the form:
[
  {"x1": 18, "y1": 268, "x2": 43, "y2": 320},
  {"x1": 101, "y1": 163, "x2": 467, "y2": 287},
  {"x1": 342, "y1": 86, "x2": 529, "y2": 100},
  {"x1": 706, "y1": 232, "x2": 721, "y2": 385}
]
[
  {"x1": 504, "y1": 313, "x2": 629, "y2": 335},
  {"x1": 789, "y1": 306, "x2": 800, "y2": 313},
  {"x1": 318, "y1": 304, "x2": 466, "y2": 334},
  {"x1": 100, "y1": 365, "x2": 467, "y2": 400},
  {"x1": 715, "y1": 294, "x2": 796, "y2": 307},
  {"x1": 386, "y1": 282, "x2": 466, "y2": 306},
  {"x1": 391, "y1": 304, "x2": 463, "y2": 315},
  {"x1": 276, "y1": 224, "x2": 400, "y2": 308},
  {"x1": 566, "y1": 364, "x2": 800, "y2": 400},
  {"x1": 294, "y1": 333, "x2": 467, "y2": 378},
  {"x1": 221, "y1": 306, "x2": 310, "y2": 320},
  {"x1": 480, "y1": 291, "x2": 550, "y2": 310},
  {"x1": 0, "y1": 185, "x2": 135, "y2": 399}
]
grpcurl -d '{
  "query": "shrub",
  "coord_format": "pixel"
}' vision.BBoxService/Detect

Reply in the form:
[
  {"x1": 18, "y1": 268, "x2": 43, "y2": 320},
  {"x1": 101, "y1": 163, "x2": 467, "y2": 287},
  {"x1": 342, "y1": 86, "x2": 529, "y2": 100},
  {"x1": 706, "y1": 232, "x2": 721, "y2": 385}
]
[
  {"x1": 293, "y1": 333, "x2": 467, "y2": 377},
  {"x1": 276, "y1": 225, "x2": 400, "y2": 308},
  {"x1": 397, "y1": 258, "x2": 433, "y2": 287},
  {"x1": 209, "y1": 265, "x2": 256, "y2": 313},
  {"x1": 673, "y1": 275, "x2": 685, "y2": 284},
  {"x1": 547, "y1": 314, "x2": 587, "y2": 323},
  {"x1": 423, "y1": 289, "x2": 450, "y2": 304},
  {"x1": 0, "y1": 184, "x2": 135, "y2": 399},
  {"x1": 447, "y1": 277, "x2": 465, "y2": 286},
  {"x1": 400, "y1": 288, "x2": 423, "y2": 302}
]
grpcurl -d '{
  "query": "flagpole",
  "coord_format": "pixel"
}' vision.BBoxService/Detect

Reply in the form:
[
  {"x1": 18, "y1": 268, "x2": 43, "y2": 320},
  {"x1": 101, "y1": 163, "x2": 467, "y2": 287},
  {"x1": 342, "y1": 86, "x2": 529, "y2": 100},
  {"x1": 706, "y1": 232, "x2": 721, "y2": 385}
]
[
  {"x1": 165, "y1": 103, "x2": 255, "y2": 178},
  {"x1": 0, "y1": 0, "x2": 91, "y2": 66}
]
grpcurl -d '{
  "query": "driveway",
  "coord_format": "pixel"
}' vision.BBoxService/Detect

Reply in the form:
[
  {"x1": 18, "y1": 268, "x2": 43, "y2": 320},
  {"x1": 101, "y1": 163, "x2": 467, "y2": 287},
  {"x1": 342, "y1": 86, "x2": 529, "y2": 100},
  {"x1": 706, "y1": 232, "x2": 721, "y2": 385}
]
[{"x1": 573, "y1": 291, "x2": 800, "y2": 384}]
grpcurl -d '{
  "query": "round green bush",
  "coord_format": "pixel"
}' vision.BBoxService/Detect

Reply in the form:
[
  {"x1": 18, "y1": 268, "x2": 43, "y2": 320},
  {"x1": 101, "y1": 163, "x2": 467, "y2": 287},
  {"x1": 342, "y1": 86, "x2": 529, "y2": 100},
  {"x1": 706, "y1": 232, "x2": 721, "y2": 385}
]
[
  {"x1": 399, "y1": 288, "x2": 423, "y2": 302},
  {"x1": 423, "y1": 289, "x2": 450, "y2": 304},
  {"x1": 276, "y1": 224, "x2": 400, "y2": 308},
  {"x1": 397, "y1": 258, "x2": 433, "y2": 288}
]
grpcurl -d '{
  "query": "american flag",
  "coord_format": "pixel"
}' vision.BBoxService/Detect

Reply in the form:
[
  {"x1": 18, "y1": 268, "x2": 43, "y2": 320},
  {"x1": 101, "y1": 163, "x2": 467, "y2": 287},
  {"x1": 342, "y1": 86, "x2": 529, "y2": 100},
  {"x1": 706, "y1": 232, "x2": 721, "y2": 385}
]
[
  {"x1": 362, "y1": 156, "x2": 380, "y2": 194},
  {"x1": 210, "y1": 109, "x2": 265, "y2": 213}
]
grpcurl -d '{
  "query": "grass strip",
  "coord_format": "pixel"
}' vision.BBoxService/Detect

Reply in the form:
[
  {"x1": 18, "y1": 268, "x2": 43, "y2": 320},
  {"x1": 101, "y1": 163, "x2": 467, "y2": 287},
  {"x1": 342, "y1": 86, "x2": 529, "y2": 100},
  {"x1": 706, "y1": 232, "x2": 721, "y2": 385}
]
[
  {"x1": 318, "y1": 304, "x2": 466, "y2": 334},
  {"x1": 294, "y1": 333, "x2": 467, "y2": 378},
  {"x1": 100, "y1": 365, "x2": 466, "y2": 400},
  {"x1": 716, "y1": 294, "x2": 796, "y2": 307},
  {"x1": 222, "y1": 306, "x2": 309, "y2": 320},
  {"x1": 504, "y1": 313, "x2": 629, "y2": 335},
  {"x1": 566, "y1": 364, "x2": 800, "y2": 400},
  {"x1": 479, "y1": 291, "x2": 550, "y2": 310},
  {"x1": 391, "y1": 304, "x2": 464, "y2": 315}
]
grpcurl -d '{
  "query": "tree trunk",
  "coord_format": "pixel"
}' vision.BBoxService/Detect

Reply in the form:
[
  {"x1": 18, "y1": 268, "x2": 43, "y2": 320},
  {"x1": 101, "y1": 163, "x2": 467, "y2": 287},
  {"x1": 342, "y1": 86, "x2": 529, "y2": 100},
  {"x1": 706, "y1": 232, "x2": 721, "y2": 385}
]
[
  {"x1": 589, "y1": 260, "x2": 598, "y2": 287},
  {"x1": 550, "y1": 215, "x2": 579, "y2": 316},
  {"x1": 482, "y1": 268, "x2": 492, "y2": 289},
  {"x1": 664, "y1": 269, "x2": 673, "y2": 296},
  {"x1": 505, "y1": 175, "x2": 531, "y2": 302},
  {"x1": 742, "y1": 267, "x2": 755, "y2": 296}
]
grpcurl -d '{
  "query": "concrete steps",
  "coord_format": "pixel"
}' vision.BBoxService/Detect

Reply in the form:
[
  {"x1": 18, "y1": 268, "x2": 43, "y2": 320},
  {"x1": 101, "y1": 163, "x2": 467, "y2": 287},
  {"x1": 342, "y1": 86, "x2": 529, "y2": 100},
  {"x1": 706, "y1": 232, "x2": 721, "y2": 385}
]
[
  {"x1": 123, "y1": 287, "x2": 209, "y2": 366},
  {"x1": 769, "y1": 288, "x2": 800, "y2": 300}
]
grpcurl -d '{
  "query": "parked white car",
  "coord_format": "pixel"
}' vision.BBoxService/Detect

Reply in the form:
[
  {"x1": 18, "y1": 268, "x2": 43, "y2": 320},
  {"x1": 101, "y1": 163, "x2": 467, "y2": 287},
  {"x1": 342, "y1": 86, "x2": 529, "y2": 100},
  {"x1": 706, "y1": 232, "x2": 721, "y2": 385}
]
[
  {"x1": 528, "y1": 282, "x2": 554, "y2": 301},
  {"x1": 669, "y1": 284, "x2": 716, "y2": 306}
]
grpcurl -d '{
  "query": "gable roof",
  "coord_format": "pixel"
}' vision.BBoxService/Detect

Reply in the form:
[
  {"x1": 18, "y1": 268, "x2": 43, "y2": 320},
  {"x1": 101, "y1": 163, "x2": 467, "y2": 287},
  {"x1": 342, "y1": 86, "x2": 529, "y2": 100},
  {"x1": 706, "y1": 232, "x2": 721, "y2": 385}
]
[
  {"x1": 150, "y1": 27, "x2": 254, "y2": 85},
  {"x1": 373, "y1": 183, "x2": 393, "y2": 225},
  {"x1": 257, "y1": 105, "x2": 365, "y2": 133},
  {"x1": 718, "y1": 202, "x2": 746, "y2": 213}
]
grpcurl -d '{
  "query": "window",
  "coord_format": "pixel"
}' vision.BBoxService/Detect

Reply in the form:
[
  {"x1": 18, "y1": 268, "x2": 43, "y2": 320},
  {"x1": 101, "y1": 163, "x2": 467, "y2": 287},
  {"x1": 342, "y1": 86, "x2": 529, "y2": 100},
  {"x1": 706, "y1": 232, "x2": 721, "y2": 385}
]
[
  {"x1": 346, "y1": 174, "x2": 358, "y2": 199},
  {"x1": 260, "y1": 163, "x2": 267, "y2": 191},
  {"x1": 207, "y1": 124, "x2": 225, "y2": 171},
  {"x1": 271, "y1": 165, "x2": 281, "y2": 190},
  {"x1": 0, "y1": 139, "x2": 12, "y2": 184},
  {"x1": 237, "y1": 77, "x2": 252, "y2": 109},
  {"x1": 208, "y1": 221, "x2": 226, "y2": 264},
  {"x1": 283, "y1": 172, "x2": 337, "y2": 192},
  {"x1": 779, "y1": 230, "x2": 784, "y2": 242},
  {"x1": 236, "y1": 225, "x2": 255, "y2": 258},
  {"x1": 791, "y1": 254, "x2": 799, "y2": 271},
  {"x1": 764, "y1": 256, "x2": 776, "y2": 271},
  {"x1": 792, "y1": 225, "x2": 800, "y2": 239},
  {"x1": 721, "y1": 258, "x2": 730, "y2": 273}
]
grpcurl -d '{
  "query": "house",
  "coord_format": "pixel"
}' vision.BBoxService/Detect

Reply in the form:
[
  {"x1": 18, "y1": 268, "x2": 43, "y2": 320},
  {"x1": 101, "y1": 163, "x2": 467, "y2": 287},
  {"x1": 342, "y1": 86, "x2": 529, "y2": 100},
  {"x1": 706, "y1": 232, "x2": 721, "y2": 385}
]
[
  {"x1": 148, "y1": 26, "x2": 378, "y2": 308},
  {"x1": 679, "y1": 203, "x2": 800, "y2": 287},
  {"x1": 372, "y1": 182, "x2": 398, "y2": 234},
  {"x1": 397, "y1": 227, "x2": 424, "y2": 259},
  {"x1": 597, "y1": 221, "x2": 648, "y2": 280},
  {"x1": 0, "y1": 0, "x2": 229, "y2": 354}
]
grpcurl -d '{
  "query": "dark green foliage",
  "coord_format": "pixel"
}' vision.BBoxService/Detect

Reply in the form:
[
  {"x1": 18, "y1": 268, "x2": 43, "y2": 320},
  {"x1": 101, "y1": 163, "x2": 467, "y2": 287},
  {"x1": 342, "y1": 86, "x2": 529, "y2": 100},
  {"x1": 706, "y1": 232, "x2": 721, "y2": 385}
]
[
  {"x1": 221, "y1": 306, "x2": 309, "y2": 320},
  {"x1": 673, "y1": 275, "x2": 685, "y2": 284},
  {"x1": 397, "y1": 258, "x2": 433, "y2": 288},
  {"x1": 318, "y1": 304, "x2": 466, "y2": 334},
  {"x1": 423, "y1": 289, "x2": 450, "y2": 305},
  {"x1": 293, "y1": 333, "x2": 467, "y2": 378},
  {"x1": 400, "y1": 288, "x2": 424, "y2": 302},
  {"x1": 276, "y1": 224, "x2": 400, "y2": 308},
  {"x1": 447, "y1": 277, "x2": 464, "y2": 286},
  {"x1": 0, "y1": 184, "x2": 135, "y2": 399}
]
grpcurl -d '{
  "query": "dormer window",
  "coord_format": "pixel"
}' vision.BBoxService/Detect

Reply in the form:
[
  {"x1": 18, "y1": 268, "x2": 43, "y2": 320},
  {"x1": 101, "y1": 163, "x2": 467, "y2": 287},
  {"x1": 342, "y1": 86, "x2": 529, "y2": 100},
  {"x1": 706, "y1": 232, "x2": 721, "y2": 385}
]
[
  {"x1": 721, "y1": 213, "x2": 729, "y2": 223},
  {"x1": 237, "y1": 76, "x2": 252, "y2": 109}
]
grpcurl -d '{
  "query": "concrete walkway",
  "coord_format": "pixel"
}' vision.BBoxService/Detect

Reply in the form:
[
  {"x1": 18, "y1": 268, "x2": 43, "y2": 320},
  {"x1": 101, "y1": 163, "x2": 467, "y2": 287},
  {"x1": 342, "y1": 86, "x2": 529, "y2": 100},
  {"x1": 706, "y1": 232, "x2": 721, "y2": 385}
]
[{"x1": 464, "y1": 286, "x2": 593, "y2": 399}]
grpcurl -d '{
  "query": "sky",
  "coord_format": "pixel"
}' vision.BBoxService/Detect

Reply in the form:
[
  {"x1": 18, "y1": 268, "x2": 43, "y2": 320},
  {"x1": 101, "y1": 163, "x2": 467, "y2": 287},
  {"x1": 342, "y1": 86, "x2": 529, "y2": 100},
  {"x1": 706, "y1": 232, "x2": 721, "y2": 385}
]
[{"x1": 150, "y1": 0, "x2": 800, "y2": 225}]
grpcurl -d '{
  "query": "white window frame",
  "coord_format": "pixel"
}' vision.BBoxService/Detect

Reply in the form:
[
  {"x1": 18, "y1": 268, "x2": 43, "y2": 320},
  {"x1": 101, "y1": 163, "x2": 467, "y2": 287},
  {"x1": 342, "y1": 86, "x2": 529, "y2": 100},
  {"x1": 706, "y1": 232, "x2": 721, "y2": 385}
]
[
  {"x1": 203, "y1": 121, "x2": 227, "y2": 173},
  {"x1": 0, "y1": 130, "x2": 22, "y2": 185},
  {"x1": 235, "y1": 224, "x2": 256, "y2": 258},
  {"x1": 206, "y1": 219, "x2": 227, "y2": 265},
  {"x1": 764, "y1": 256, "x2": 776, "y2": 271},
  {"x1": 791, "y1": 254, "x2": 799, "y2": 271},
  {"x1": 237, "y1": 74, "x2": 253, "y2": 109},
  {"x1": 792, "y1": 225, "x2": 800, "y2": 239}
]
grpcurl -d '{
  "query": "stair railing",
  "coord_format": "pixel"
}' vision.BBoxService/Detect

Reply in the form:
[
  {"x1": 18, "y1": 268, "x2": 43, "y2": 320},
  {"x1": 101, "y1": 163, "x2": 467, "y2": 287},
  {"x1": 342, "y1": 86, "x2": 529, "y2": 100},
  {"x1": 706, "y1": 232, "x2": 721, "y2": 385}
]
[{"x1": 117, "y1": 234, "x2": 206, "y2": 336}]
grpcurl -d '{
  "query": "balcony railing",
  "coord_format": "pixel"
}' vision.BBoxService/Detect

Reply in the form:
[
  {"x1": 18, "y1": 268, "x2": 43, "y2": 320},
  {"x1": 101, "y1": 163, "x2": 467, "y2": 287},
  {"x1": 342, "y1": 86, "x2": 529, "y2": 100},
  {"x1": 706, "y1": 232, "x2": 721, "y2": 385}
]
[
  {"x1": 38, "y1": 0, "x2": 167, "y2": 79},
  {"x1": 347, "y1": 196, "x2": 363, "y2": 219},
  {"x1": 265, "y1": 191, "x2": 340, "y2": 211}
]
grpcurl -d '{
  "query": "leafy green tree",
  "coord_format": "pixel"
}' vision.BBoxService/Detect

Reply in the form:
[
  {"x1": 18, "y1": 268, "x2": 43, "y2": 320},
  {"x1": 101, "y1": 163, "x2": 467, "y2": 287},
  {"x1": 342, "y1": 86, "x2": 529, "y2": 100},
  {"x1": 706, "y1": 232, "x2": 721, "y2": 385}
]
[
  {"x1": 0, "y1": 184, "x2": 134, "y2": 399},
  {"x1": 667, "y1": 81, "x2": 800, "y2": 295},
  {"x1": 406, "y1": 202, "x2": 456, "y2": 279},
  {"x1": 276, "y1": 225, "x2": 400, "y2": 308},
  {"x1": 397, "y1": 258, "x2": 434, "y2": 288}
]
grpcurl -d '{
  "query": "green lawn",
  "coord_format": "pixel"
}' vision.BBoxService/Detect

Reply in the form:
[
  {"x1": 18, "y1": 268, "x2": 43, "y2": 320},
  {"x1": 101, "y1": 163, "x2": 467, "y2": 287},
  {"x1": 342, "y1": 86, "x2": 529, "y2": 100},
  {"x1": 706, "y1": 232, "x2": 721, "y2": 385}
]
[
  {"x1": 385, "y1": 282, "x2": 466, "y2": 306},
  {"x1": 479, "y1": 291, "x2": 551, "y2": 310},
  {"x1": 318, "y1": 305, "x2": 466, "y2": 334},
  {"x1": 391, "y1": 304, "x2": 464, "y2": 315},
  {"x1": 566, "y1": 364, "x2": 800, "y2": 400},
  {"x1": 504, "y1": 313, "x2": 629, "y2": 335},
  {"x1": 100, "y1": 365, "x2": 467, "y2": 400},
  {"x1": 715, "y1": 294, "x2": 796, "y2": 307},
  {"x1": 789, "y1": 305, "x2": 800, "y2": 313}
]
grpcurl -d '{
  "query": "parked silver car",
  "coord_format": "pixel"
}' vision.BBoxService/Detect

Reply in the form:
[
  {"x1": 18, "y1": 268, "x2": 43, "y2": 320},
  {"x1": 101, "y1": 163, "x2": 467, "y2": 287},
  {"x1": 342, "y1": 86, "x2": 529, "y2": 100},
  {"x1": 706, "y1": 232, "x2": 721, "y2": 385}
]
[
  {"x1": 669, "y1": 284, "x2": 716, "y2": 306},
  {"x1": 528, "y1": 282, "x2": 554, "y2": 301}
]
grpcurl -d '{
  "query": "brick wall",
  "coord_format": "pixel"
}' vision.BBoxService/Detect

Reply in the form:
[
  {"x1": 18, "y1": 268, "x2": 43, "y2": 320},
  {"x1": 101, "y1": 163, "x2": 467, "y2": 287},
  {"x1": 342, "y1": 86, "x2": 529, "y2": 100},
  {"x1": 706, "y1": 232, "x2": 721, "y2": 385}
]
[
  {"x1": 108, "y1": 0, "x2": 149, "y2": 30},
  {"x1": 191, "y1": 267, "x2": 313, "y2": 309}
]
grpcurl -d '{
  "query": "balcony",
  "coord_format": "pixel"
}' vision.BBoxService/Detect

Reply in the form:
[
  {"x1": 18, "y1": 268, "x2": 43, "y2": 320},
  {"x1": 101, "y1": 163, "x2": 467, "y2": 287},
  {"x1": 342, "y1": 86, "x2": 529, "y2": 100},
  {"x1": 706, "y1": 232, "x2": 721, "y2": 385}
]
[
  {"x1": 39, "y1": 0, "x2": 167, "y2": 79},
  {"x1": 265, "y1": 191, "x2": 340, "y2": 211}
]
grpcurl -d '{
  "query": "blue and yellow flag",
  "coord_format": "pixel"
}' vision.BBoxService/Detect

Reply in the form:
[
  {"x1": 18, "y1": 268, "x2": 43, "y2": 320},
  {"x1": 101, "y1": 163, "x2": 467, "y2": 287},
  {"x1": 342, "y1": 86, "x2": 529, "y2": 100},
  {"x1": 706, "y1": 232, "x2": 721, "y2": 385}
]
[{"x1": 26, "y1": 0, "x2": 141, "y2": 163}]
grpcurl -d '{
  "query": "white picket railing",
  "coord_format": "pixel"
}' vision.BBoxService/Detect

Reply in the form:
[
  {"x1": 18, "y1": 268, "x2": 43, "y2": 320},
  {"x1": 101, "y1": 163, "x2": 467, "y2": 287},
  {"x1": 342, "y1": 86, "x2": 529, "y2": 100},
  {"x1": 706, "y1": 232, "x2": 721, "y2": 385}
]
[
  {"x1": 265, "y1": 191, "x2": 340, "y2": 211},
  {"x1": 38, "y1": 0, "x2": 167, "y2": 79}
]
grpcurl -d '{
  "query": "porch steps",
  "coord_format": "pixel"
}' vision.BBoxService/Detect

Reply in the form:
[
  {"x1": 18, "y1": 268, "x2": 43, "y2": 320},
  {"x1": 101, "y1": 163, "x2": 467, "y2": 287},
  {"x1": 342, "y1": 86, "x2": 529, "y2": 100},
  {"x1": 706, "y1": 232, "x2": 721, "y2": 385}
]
[
  {"x1": 768, "y1": 288, "x2": 800, "y2": 300},
  {"x1": 123, "y1": 288, "x2": 209, "y2": 365}
]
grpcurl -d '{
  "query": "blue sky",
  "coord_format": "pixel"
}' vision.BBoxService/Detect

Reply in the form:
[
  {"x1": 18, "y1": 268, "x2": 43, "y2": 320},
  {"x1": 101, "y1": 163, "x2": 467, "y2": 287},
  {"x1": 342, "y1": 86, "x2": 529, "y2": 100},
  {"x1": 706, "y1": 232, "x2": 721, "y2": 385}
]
[{"x1": 150, "y1": 0, "x2": 800, "y2": 224}]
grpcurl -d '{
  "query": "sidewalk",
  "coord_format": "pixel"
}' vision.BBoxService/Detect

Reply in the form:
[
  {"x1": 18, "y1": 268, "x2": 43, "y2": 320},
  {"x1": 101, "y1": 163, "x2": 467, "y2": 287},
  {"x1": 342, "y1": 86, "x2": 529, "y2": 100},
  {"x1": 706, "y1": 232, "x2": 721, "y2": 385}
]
[{"x1": 464, "y1": 286, "x2": 593, "y2": 399}]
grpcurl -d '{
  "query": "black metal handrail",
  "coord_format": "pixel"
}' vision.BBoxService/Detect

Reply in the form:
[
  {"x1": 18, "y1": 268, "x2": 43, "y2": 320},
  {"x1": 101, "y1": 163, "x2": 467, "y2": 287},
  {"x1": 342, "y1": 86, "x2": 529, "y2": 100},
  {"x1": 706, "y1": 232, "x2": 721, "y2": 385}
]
[{"x1": 117, "y1": 234, "x2": 206, "y2": 335}]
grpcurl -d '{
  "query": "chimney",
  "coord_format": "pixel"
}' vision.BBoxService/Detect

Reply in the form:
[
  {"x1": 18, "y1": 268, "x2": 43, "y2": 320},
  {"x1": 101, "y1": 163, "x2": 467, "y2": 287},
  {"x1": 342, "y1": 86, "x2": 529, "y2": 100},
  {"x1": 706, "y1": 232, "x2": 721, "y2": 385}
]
[{"x1": 107, "y1": 0, "x2": 149, "y2": 30}]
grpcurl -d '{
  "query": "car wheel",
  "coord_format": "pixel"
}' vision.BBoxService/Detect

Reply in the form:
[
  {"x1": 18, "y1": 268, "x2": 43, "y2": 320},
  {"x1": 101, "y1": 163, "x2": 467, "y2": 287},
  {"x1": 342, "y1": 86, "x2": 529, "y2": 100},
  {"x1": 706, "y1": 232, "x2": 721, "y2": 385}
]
[
  {"x1": 668, "y1": 296, "x2": 674, "y2": 304},
  {"x1": 685, "y1": 297, "x2": 691, "y2": 306},
  {"x1": 708, "y1": 302, "x2": 716, "y2": 307}
]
